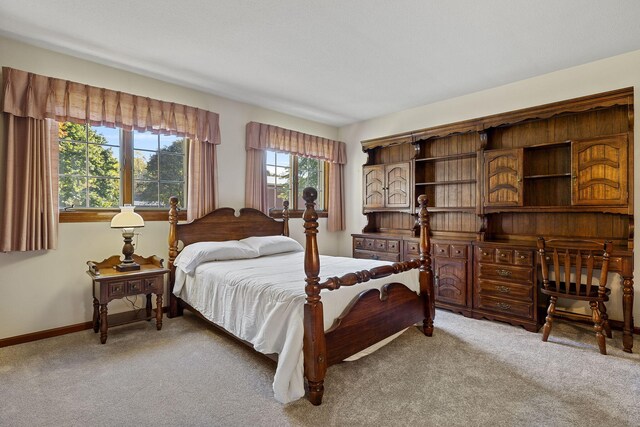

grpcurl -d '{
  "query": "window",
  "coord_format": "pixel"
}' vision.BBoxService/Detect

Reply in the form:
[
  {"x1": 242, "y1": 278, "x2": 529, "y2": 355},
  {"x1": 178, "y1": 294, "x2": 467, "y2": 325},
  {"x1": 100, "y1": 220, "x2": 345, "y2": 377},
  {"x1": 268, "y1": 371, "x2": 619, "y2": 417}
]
[
  {"x1": 265, "y1": 150, "x2": 327, "y2": 215},
  {"x1": 58, "y1": 122, "x2": 187, "y2": 221}
]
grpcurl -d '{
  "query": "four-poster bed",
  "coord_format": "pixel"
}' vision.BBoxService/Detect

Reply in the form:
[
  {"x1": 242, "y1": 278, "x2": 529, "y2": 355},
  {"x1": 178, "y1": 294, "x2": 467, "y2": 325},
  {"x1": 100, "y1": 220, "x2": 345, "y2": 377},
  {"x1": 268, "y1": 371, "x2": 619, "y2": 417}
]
[{"x1": 167, "y1": 188, "x2": 434, "y2": 405}]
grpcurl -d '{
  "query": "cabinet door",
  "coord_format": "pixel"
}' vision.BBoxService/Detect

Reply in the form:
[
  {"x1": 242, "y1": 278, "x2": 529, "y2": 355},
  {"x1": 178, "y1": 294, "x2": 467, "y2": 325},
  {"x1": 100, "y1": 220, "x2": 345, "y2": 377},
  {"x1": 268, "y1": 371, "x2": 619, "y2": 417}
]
[
  {"x1": 484, "y1": 148, "x2": 523, "y2": 207},
  {"x1": 363, "y1": 165, "x2": 385, "y2": 209},
  {"x1": 434, "y1": 257, "x2": 467, "y2": 307},
  {"x1": 571, "y1": 135, "x2": 628, "y2": 206},
  {"x1": 384, "y1": 162, "x2": 411, "y2": 209}
]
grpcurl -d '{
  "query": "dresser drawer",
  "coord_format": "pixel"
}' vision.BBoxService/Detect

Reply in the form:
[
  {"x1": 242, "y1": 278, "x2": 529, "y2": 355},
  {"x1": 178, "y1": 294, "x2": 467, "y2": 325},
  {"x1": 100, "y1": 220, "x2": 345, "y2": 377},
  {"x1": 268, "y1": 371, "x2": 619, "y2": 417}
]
[
  {"x1": 404, "y1": 240, "x2": 420, "y2": 257},
  {"x1": 363, "y1": 239, "x2": 376, "y2": 250},
  {"x1": 514, "y1": 250, "x2": 533, "y2": 266},
  {"x1": 476, "y1": 279, "x2": 532, "y2": 302},
  {"x1": 353, "y1": 250, "x2": 400, "y2": 262},
  {"x1": 386, "y1": 240, "x2": 400, "y2": 253},
  {"x1": 353, "y1": 237, "x2": 365, "y2": 250},
  {"x1": 477, "y1": 246, "x2": 494, "y2": 263},
  {"x1": 374, "y1": 239, "x2": 387, "y2": 252},
  {"x1": 476, "y1": 295, "x2": 533, "y2": 319},
  {"x1": 450, "y1": 244, "x2": 466, "y2": 259},
  {"x1": 434, "y1": 243, "x2": 449, "y2": 257},
  {"x1": 495, "y1": 248, "x2": 513, "y2": 264},
  {"x1": 477, "y1": 263, "x2": 532, "y2": 283}
]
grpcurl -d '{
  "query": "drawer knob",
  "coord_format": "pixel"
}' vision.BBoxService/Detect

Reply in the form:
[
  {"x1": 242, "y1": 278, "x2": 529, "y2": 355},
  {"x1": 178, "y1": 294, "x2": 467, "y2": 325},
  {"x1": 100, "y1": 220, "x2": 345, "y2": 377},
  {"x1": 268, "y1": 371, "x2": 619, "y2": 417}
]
[
  {"x1": 500, "y1": 253, "x2": 506, "y2": 257},
  {"x1": 483, "y1": 252, "x2": 488, "y2": 256},
  {"x1": 496, "y1": 285, "x2": 511, "y2": 294},
  {"x1": 520, "y1": 255, "x2": 525, "y2": 259},
  {"x1": 496, "y1": 269, "x2": 512, "y2": 277},
  {"x1": 455, "y1": 250, "x2": 461, "y2": 254}
]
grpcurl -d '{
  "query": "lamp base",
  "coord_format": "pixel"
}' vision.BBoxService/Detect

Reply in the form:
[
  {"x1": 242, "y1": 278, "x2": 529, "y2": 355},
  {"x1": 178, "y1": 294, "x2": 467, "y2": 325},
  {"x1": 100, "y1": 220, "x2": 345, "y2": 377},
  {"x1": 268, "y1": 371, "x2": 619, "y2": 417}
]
[{"x1": 115, "y1": 262, "x2": 141, "y2": 272}]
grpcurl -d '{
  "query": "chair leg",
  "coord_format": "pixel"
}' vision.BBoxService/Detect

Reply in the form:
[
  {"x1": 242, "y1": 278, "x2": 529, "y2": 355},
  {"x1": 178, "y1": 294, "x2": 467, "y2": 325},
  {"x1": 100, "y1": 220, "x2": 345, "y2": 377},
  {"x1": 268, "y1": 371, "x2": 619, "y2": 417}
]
[
  {"x1": 590, "y1": 301, "x2": 607, "y2": 355},
  {"x1": 542, "y1": 296, "x2": 557, "y2": 342},
  {"x1": 599, "y1": 302, "x2": 612, "y2": 338}
]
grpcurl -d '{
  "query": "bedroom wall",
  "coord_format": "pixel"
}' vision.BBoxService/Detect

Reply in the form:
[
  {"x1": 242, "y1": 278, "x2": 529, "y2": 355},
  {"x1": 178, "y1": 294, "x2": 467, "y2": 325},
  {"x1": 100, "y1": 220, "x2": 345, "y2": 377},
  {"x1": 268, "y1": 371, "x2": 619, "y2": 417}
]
[
  {"x1": 338, "y1": 48, "x2": 640, "y2": 324},
  {"x1": 0, "y1": 36, "x2": 341, "y2": 340}
]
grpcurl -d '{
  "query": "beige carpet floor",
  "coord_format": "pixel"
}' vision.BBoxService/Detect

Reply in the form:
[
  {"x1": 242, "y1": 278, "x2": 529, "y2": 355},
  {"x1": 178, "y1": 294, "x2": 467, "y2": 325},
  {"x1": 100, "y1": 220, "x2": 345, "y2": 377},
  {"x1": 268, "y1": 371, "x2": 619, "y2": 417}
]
[{"x1": 1, "y1": 309, "x2": 639, "y2": 426}]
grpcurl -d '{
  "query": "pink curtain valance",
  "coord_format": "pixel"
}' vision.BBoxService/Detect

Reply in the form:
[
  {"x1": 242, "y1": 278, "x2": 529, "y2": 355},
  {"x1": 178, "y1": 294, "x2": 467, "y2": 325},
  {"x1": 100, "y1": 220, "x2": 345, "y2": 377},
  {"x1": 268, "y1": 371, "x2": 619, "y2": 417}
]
[
  {"x1": 246, "y1": 121, "x2": 346, "y2": 164},
  {"x1": 2, "y1": 67, "x2": 221, "y2": 144}
]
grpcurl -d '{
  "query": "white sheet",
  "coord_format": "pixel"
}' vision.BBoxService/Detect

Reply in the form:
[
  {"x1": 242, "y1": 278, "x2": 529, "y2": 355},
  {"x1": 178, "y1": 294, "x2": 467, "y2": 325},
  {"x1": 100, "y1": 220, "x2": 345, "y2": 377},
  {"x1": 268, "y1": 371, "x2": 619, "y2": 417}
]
[{"x1": 173, "y1": 251, "x2": 420, "y2": 403}]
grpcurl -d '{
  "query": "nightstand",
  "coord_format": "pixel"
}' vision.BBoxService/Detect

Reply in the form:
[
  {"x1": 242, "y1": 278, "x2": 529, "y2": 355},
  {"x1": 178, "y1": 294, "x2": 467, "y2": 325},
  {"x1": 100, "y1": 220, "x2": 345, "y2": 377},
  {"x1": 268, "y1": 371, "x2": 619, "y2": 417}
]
[{"x1": 87, "y1": 254, "x2": 169, "y2": 344}]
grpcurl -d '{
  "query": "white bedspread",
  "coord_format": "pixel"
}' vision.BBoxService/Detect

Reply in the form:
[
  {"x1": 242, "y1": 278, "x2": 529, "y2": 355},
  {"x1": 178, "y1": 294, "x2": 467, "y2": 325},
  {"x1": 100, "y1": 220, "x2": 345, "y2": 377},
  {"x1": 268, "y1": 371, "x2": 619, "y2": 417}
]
[{"x1": 173, "y1": 251, "x2": 420, "y2": 403}]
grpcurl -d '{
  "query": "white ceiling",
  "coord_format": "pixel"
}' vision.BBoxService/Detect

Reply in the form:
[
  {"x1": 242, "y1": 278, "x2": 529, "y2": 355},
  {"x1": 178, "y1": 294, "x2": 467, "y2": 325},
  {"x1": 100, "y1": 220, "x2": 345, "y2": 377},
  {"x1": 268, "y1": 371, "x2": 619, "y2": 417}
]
[{"x1": 2, "y1": 1, "x2": 640, "y2": 127}]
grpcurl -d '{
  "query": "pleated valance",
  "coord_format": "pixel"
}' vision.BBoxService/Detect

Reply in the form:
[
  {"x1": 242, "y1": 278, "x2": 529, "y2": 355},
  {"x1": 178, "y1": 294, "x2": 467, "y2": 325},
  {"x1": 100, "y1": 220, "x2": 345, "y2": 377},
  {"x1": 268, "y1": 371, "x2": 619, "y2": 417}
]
[
  {"x1": 246, "y1": 121, "x2": 346, "y2": 164},
  {"x1": 2, "y1": 67, "x2": 220, "y2": 144}
]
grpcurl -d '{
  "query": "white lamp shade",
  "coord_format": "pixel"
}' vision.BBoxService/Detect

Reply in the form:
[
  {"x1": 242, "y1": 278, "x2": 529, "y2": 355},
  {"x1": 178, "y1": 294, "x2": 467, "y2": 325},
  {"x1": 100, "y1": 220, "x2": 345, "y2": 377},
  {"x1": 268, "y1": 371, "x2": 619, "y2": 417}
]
[{"x1": 110, "y1": 205, "x2": 144, "y2": 228}]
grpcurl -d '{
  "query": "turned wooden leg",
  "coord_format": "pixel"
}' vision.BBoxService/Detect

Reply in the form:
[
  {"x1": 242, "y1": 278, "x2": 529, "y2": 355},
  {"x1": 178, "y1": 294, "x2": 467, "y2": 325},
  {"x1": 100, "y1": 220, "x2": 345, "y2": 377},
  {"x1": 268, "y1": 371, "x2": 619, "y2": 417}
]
[
  {"x1": 156, "y1": 294, "x2": 163, "y2": 330},
  {"x1": 590, "y1": 301, "x2": 607, "y2": 355},
  {"x1": 542, "y1": 296, "x2": 556, "y2": 342},
  {"x1": 307, "y1": 381, "x2": 325, "y2": 406},
  {"x1": 168, "y1": 293, "x2": 184, "y2": 318},
  {"x1": 92, "y1": 298, "x2": 100, "y2": 333},
  {"x1": 599, "y1": 302, "x2": 612, "y2": 339},
  {"x1": 423, "y1": 318, "x2": 434, "y2": 337},
  {"x1": 146, "y1": 294, "x2": 152, "y2": 319},
  {"x1": 622, "y1": 275, "x2": 634, "y2": 353},
  {"x1": 100, "y1": 304, "x2": 108, "y2": 344}
]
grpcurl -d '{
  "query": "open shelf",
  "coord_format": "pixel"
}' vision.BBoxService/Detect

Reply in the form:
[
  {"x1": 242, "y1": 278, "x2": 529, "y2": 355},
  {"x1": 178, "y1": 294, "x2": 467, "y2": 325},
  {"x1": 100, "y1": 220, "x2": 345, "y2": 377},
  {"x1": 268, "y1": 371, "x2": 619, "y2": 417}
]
[
  {"x1": 427, "y1": 206, "x2": 476, "y2": 213},
  {"x1": 524, "y1": 173, "x2": 571, "y2": 179}
]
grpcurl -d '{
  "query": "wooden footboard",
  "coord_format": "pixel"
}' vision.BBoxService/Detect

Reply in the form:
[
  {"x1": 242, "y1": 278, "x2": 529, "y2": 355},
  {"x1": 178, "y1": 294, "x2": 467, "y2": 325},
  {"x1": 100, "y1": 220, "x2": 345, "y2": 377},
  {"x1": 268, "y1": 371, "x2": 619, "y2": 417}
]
[{"x1": 302, "y1": 188, "x2": 433, "y2": 405}]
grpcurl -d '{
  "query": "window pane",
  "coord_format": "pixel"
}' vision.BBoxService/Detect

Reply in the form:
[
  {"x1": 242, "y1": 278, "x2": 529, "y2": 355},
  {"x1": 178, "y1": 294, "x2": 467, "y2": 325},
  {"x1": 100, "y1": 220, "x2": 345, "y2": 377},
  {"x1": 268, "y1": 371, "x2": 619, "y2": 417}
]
[
  {"x1": 89, "y1": 145, "x2": 120, "y2": 177},
  {"x1": 297, "y1": 157, "x2": 325, "y2": 210},
  {"x1": 89, "y1": 125, "x2": 119, "y2": 145},
  {"x1": 133, "y1": 131, "x2": 159, "y2": 150},
  {"x1": 159, "y1": 182, "x2": 184, "y2": 208},
  {"x1": 59, "y1": 176, "x2": 87, "y2": 208},
  {"x1": 134, "y1": 150, "x2": 158, "y2": 180},
  {"x1": 266, "y1": 150, "x2": 276, "y2": 165},
  {"x1": 89, "y1": 178, "x2": 120, "y2": 208},
  {"x1": 134, "y1": 181, "x2": 159, "y2": 207},
  {"x1": 275, "y1": 166, "x2": 290, "y2": 184},
  {"x1": 159, "y1": 153, "x2": 184, "y2": 181},
  {"x1": 160, "y1": 135, "x2": 184, "y2": 152},
  {"x1": 276, "y1": 152, "x2": 290, "y2": 165},
  {"x1": 266, "y1": 165, "x2": 276, "y2": 185},
  {"x1": 58, "y1": 122, "x2": 86, "y2": 142},
  {"x1": 59, "y1": 141, "x2": 87, "y2": 175}
]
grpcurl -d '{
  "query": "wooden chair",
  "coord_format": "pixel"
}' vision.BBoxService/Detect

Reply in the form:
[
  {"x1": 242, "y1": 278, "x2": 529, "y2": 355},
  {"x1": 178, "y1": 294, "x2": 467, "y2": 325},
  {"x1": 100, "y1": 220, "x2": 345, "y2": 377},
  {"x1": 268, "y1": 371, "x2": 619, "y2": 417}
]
[{"x1": 536, "y1": 238, "x2": 613, "y2": 355}]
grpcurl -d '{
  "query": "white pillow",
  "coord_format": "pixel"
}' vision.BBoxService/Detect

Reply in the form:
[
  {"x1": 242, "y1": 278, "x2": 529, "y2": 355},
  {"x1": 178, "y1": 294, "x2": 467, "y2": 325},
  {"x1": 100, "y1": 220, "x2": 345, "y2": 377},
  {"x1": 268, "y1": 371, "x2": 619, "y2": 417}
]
[
  {"x1": 174, "y1": 240, "x2": 259, "y2": 274},
  {"x1": 241, "y1": 235, "x2": 304, "y2": 257}
]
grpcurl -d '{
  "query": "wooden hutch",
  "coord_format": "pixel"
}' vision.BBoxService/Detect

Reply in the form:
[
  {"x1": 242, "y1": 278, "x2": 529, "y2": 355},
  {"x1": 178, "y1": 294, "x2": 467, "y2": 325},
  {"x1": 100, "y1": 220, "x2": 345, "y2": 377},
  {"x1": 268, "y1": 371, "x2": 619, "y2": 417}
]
[{"x1": 353, "y1": 88, "x2": 635, "y2": 351}]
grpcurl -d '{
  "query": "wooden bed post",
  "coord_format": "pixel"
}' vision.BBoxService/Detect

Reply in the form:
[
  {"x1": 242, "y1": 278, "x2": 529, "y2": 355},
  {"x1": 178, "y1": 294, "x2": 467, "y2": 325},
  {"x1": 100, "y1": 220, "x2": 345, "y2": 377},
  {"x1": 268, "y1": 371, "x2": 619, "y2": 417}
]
[
  {"x1": 302, "y1": 187, "x2": 327, "y2": 406},
  {"x1": 417, "y1": 194, "x2": 435, "y2": 336},
  {"x1": 283, "y1": 200, "x2": 290, "y2": 237},
  {"x1": 168, "y1": 196, "x2": 183, "y2": 318}
]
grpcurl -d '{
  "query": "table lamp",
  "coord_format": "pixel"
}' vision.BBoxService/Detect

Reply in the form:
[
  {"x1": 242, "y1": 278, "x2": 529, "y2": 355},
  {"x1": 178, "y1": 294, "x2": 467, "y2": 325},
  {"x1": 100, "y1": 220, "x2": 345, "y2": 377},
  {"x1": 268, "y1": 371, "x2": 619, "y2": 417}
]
[{"x1": 110, "y1": 205, "x2": 145, "y2": 271}]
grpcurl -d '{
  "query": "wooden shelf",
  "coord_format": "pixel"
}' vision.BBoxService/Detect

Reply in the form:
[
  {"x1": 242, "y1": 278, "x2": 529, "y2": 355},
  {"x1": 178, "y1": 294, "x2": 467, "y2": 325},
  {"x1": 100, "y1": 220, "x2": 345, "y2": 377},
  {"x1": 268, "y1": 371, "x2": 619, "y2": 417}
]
[
  {"x1": 524, "y1": 140, "x2": 571, "y2": 150},
  {"x1": 485, "y1": 205, "x2": 629, "y2": 214},
  {"x1": 523, "y1": 173, "x2": 571, "y2": 179},
  {"x1": 416, "y1": 179, "x2": 477, "y2": 186},
  {"x1": 416, "y1": 152, "x2": 477, "y2": 162},
  {"x1": 427, "y1": 207, "x2": 476, "y2": 213}
]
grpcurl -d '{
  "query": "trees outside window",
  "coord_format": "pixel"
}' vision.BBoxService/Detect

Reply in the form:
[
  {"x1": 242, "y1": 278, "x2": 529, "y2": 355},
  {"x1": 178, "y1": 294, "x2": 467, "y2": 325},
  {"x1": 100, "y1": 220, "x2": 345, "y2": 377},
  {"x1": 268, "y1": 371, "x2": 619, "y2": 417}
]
[
  {"x1": 265, "y1": 150, "x2": 326, "y2": 213},
  {"x1": 58, "y1": 122, "x2": 187, "y2": 216}
]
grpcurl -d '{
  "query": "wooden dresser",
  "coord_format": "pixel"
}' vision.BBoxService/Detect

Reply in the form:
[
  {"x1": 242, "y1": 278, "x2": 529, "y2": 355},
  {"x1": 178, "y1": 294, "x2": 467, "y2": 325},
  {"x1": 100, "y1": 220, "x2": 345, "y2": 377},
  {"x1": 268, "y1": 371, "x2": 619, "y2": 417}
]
[{"x1": 354, "y1": 88, "x2": 635, "y2": 351}]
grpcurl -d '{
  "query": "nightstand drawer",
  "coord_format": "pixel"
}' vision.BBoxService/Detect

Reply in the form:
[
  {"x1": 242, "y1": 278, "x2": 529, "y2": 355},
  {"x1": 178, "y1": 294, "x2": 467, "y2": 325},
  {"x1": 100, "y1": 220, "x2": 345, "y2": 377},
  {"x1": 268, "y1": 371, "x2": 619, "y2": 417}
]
[
  {"x1": 127, "y1": 279, "x2": 144, "y2": 294},
  {"x1": 143, "y1": 277, "x2": 159, "y2": 292},
  {"x1": 108, "y1": 281, "x2": 127, "y2": 298}
]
